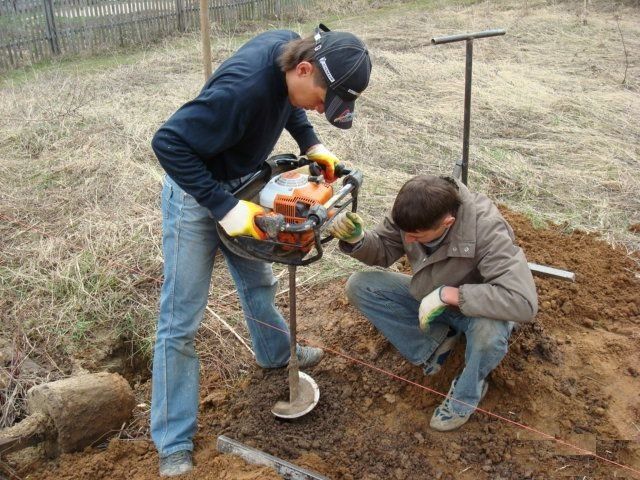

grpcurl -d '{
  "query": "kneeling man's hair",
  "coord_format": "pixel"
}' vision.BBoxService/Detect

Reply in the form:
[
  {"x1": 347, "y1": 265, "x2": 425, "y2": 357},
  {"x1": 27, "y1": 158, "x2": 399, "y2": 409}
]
[{"x1": 392, "y1": 175, "x2": 461, "y2": 232}]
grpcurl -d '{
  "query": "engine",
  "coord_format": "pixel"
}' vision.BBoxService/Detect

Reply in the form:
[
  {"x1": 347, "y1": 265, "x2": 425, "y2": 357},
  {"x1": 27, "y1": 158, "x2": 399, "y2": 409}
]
[{"x1": 258, "y1": 171, "x2": 334, "y2": 249}]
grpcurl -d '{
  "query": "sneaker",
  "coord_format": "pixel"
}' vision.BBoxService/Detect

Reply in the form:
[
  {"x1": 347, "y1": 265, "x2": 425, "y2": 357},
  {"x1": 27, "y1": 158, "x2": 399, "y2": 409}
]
[
  {"x1": 159, "y1": 450, "x2": 193, "y2": 477},
  {"x1": 296, "y1": 345, "x2": 324, "y2": 369},
  {"x1": 423, "y1": 327, "x2": 461, "y2": 376},
  {"x1": 429, "y1": 376, "x2": 489, "y2": 432}
]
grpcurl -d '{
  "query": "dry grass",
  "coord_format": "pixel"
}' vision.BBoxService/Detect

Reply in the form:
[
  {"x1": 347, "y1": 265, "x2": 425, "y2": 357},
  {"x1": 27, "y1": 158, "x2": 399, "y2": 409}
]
[{"x1": 0, "y1": 0, "x2": 639, "y2": 435}]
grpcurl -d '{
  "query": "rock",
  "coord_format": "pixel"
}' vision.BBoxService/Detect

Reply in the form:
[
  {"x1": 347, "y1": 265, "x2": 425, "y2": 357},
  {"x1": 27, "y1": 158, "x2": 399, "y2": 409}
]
[
  {"x1": 582, "y1": 318, "x2": 595, "y2": 329},
  {"x1": 628, "y1": 367, "x2": 639, "y2": 377},
  {"x1": 298, "y1": 439, "x2": 311, "y2": 450},
  {"x1": 133, "y1": 441, "x2": 149, "y2": 455},
  {"x1": 446, "y1": 452, "x2": 460, "y2": 462},
  {"x1": 383, "y1": 393, "x2": 396, "y2": 404},
  {"x1": 413, "y1": 432, "x2": 425, "y2": 444},
  {"x1": 593, "y1": 407, "x2": 606, "y2": 417}
]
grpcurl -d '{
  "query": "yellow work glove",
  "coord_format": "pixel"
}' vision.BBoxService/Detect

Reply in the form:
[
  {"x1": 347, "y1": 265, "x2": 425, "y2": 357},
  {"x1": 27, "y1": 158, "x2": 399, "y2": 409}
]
[
  {"x1": 306, "y1": 144, "x2": 340, "y2": 183},
  {"x1": 418, "y1": 287, "x2": 447, "y2": 331},
  {"x1": 219, "y1": 200, "x2": 266, "y2": 240},
  {"x1": 328, "y1": 212, "x2": 364, "y2": 244}
]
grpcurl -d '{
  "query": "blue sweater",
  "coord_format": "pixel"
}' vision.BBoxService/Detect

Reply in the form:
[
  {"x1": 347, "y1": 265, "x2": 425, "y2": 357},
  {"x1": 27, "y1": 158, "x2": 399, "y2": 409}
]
[{"x1": 151, "y1": 30, "x2": 320, "y2": 220}]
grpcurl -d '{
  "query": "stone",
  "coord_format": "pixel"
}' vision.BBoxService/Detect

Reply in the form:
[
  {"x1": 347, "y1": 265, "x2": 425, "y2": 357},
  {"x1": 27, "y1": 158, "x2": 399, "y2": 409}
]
[{"x1": 582, "y1": 318, "x2": 595, "y2": 329}]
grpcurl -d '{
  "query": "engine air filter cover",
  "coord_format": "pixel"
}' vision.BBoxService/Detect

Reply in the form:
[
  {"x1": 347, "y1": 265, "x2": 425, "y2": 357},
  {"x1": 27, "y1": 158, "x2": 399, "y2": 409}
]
[{"x1": 259, "y1": 172, "x2": 310, "y2": 209}]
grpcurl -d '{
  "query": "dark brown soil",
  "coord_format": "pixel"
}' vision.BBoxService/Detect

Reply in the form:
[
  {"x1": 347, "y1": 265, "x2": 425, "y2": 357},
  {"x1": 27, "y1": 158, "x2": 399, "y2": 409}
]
[{"x1": 14, "y1": 210, "x2": 640, "y2": 480}]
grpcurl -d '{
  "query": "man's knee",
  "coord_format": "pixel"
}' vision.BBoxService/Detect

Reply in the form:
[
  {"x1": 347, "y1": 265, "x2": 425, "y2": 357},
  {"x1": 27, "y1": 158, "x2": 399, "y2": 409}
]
[
  {"x1": 345, "y1": 271, "x2": 374, "y2": 305},
  {"x1": 468, "y1": 318, "x2": 511, "y2": 355}
]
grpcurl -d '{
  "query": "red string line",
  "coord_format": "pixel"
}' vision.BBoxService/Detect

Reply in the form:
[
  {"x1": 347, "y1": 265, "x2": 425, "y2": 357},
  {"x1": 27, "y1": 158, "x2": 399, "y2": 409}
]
[{"x1": 2, "y1": 212, "x2": 639, "y2": 478}]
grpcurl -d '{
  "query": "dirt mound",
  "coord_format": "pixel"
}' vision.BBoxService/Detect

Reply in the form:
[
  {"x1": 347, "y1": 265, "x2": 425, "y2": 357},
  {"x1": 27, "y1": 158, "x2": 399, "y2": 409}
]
[{"x1": 14, "y1": 211, "x2": 640, "y2": 479}]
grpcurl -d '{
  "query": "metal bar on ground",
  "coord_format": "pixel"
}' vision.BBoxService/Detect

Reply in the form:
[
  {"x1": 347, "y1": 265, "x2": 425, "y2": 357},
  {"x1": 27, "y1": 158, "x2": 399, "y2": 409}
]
[
  {"x1": 217, "y1": 435, "x2": 329, "y2": 480},
  {"x1": 528, "y1": 262, "x2": 576, "y2": 282}
]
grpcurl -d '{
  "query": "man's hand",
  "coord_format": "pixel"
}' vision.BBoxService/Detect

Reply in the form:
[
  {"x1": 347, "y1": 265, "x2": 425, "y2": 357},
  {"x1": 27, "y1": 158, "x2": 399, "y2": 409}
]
[
  {"x1": 328, "y1": 212, "x2": 364, "y2": 244},
  {"x1": 219, "y1": 200, "x2": 267, "y2": 240},
  {"x1": 418, "y1": 287, "x2": 447, "y2": 331},
  {"x1": 306, "y1": 144, "x2": 340, "y2": 182}
]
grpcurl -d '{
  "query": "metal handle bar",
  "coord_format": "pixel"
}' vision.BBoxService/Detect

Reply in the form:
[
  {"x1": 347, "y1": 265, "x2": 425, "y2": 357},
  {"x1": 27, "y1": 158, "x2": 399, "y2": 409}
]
[
  {"x1": 431, "y1": 29, "x2": 505, "y2": 45},
  {"x1": 266, "y1": 173, "x2": 361, "y2": 234}
]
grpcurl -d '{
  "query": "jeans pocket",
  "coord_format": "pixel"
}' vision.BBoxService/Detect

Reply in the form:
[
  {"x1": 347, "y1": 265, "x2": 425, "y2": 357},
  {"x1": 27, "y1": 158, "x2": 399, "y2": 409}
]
[{"x1": 162, "y1": 181, "x2": 174, "y2": 219}]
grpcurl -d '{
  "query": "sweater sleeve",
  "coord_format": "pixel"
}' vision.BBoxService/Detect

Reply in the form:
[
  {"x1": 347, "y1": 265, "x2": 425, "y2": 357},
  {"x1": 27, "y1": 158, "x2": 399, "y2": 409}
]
[
  {"x1": 458, "y1": 217, "x2": 538, "y2": 323},
  {"x1": 151, "y1": 88, "x2": 247, "y2": 220},
  {"x1": 285, "y1": 107, "x2": 320, "y2": 154}
]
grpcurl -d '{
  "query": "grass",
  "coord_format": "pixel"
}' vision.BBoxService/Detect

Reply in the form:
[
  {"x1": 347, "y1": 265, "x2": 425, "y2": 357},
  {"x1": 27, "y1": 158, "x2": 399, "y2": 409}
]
[{"x1": 0, "y1": 0, "x2": 639, "y2": 431}]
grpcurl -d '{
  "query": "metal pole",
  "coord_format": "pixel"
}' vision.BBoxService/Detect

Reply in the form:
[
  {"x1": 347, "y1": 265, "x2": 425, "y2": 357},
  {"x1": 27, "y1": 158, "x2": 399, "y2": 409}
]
[
  {"x1": 461, "y1": 39, "x2": 473, "y2": 185},
  {"x1": 431, "y1": 29, "x2": 576, "y2": 283},
  {"x1": 288, "y1": 265, "x2": 299, "y2": 403},
  {"x1": 199, "y1": 0, "x2": 212, "y2": 80},
  {"x1": 431, "y1": 29, "x2": 505, "y2": 186}
]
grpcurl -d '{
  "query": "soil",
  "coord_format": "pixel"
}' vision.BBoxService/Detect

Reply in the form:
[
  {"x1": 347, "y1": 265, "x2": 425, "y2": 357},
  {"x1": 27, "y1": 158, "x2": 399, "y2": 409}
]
[{"x1": 11, "y1": 209, "x2": 640, "y2": 480}]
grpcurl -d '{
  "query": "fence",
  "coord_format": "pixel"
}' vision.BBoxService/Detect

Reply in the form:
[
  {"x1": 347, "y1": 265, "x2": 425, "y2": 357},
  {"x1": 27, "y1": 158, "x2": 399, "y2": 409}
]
[{"x1": 0, "y1": 0, "x2": 309, "y2": 71}]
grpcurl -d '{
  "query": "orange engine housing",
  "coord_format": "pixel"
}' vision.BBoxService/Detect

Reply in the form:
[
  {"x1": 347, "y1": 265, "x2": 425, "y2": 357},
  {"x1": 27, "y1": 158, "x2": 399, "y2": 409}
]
[{"x1": 271, "y1": 172, "x2": 333, "y2": 250}]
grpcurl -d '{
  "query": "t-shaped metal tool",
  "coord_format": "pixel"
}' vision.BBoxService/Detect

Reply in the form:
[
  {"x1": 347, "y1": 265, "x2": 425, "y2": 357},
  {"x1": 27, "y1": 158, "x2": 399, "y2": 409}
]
[{"x1": 431, "y1": 29, "x2": 575, "y2": 283}]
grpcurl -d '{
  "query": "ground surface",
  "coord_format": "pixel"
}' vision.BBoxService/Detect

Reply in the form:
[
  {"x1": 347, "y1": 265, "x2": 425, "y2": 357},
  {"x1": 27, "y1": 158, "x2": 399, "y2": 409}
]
[
  {"x1": 15, "y1": 210, "x2": 640, "y2": 479},
  {"x1": 1, "y1": 0, "x2": 640, "y2": 478}
]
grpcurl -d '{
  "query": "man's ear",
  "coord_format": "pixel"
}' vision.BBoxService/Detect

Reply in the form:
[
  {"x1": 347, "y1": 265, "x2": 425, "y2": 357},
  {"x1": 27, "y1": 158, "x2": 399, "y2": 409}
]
[
  {"x1": 443, "y1": 215, "x2": 456, "y2": 228},
  {"x1": 295, "y1": 61, "x2": 314, "y2": 77}
]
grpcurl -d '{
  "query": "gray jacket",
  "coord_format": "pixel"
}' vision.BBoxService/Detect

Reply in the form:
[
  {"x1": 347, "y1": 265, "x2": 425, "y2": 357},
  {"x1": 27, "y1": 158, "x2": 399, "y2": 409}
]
[{"x1": 342, "y1": 181, "x2": 538, "y2": 323}]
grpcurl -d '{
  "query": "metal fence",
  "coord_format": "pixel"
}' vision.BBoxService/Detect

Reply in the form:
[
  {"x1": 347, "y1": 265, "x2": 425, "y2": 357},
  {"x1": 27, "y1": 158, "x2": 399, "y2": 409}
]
[{"x1": 0, "y1": 0, "x2": 309, "y2": 71}]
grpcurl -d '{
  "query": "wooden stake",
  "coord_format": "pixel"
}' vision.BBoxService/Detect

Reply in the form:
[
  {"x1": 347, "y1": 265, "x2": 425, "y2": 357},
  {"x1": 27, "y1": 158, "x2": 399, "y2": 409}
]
[{"x1": 199, "y1": 0, "x2": 212, "y2": 80}]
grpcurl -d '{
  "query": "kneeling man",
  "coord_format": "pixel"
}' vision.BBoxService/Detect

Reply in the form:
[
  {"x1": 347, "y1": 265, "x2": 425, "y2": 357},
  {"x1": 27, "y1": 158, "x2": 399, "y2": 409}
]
[{"x1": 329, "y1": 175, "x2": 537, "y2": 431}]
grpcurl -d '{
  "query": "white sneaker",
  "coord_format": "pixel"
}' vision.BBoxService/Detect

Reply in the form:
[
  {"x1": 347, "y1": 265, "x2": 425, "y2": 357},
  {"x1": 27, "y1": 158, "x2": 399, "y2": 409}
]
[
  {"x1": 429, "y1": 376, "x2": 488, "y2": 432},
  {"x1": 159, "y1": 450, "x2": 193, "y2": 477}
]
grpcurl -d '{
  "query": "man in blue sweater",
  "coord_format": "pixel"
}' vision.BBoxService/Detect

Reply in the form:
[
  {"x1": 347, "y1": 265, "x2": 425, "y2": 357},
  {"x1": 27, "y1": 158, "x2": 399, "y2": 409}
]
[{"x1": 151, "y1": 26, "x2": 371, "y2": 476}]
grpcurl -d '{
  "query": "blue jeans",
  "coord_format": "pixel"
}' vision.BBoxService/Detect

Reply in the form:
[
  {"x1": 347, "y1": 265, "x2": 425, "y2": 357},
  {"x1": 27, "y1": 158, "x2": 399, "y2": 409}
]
[
  {"x1": 346, "y1": 270, "x2": 513, "y2": 416},
  {"x1": 151, "y1": 175, "x2": 292, "y2": 457}
]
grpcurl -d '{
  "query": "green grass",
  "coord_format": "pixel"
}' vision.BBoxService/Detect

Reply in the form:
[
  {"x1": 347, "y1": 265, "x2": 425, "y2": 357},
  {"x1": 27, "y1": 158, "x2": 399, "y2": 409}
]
[{"x1": 1, "y1": 47, "x2": 147, "y2": 86}]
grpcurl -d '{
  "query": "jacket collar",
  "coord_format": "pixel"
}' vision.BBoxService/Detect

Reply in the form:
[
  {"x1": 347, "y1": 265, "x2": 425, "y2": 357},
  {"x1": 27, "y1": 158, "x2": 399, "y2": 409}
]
[{"x1": 444, "y1": 180, "x2": 477, "y2": 259}]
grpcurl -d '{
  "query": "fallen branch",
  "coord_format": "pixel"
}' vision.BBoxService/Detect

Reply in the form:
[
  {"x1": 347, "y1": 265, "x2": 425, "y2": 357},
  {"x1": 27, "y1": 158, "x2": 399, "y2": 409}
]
[{"x1": 205, "y1": 306, "x2": 254, "y2": 355}]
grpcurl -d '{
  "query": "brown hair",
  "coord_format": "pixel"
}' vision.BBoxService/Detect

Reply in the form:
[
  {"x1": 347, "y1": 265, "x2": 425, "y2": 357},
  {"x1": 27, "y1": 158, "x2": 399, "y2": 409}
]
[
  {"x1": 277, "y1": 35, "x2": 327, "y2": 88},
  {"x1": 391, "y1": 175, "x2": 461, "y2": 231}
]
